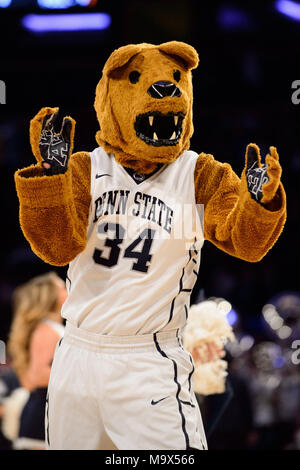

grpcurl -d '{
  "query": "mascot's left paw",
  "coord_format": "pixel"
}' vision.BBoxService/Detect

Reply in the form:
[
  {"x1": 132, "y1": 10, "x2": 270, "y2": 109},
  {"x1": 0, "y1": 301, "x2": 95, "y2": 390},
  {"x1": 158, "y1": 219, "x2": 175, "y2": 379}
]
[
  {"x1": 246, "y1": 144, "x2": 282, "y2": 204},
  {"x1": 245, "y1": 143, "x2": 282, "y2": 205}
]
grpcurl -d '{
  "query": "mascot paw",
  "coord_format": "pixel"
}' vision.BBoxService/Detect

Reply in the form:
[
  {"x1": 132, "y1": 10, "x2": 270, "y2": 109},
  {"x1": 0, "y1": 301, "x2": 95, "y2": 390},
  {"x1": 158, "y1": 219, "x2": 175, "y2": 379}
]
[
  {"x1": 245, "y1": 143, "x2": 282, "y2": 205},
  {"x1": 30, "y1": 107, "x2": 75, "y2": 174},
  {"x1": 30, "y1": 107, "x2": 59, "y2": 163}
]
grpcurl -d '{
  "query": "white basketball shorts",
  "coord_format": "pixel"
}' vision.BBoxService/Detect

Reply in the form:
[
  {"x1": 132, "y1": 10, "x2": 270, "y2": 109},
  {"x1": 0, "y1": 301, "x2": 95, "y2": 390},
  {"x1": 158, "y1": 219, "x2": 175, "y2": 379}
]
[{"x1": 45, "y1": 322, "x2": 207, "y2": 450}]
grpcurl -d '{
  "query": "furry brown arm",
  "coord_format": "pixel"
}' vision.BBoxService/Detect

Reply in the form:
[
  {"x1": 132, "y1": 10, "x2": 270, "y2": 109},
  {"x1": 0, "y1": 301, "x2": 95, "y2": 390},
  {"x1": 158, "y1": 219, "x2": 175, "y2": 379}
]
[
  {"x1": 14, "y1": 151, "x2": 91, "y2": 266},
  {"x1": 194, "y1": 150, "x2": 286, "y2": 262}
]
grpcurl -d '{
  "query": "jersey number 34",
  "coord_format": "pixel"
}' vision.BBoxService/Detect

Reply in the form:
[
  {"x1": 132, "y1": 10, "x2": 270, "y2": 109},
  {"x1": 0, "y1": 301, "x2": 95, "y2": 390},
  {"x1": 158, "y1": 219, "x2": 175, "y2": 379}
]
[{"x1": 93, "y1": 222, "x2": 155, "y2": 273}]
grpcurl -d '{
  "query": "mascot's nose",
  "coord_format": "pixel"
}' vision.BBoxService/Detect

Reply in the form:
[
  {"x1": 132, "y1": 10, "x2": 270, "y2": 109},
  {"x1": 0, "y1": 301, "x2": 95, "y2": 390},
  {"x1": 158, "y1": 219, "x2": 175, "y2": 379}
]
[{"x1": 147, "y1": 81, "x2": 181, "y2": 99}]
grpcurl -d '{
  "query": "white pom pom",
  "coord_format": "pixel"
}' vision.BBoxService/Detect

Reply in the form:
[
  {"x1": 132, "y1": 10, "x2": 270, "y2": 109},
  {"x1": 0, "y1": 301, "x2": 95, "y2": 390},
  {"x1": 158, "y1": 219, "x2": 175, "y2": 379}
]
[
  {"x1": 182, "y1": 298, "x2": 235, "y2": 395},
  {"x1": 1, "y1": 388, "x2": 29, "y2": 441},
  {"x1": 217, "y1": 300, "x2": 232, "y2": 315},
  {"x1": 192, "y1": 360, "x2": 228, "y2": 395}
]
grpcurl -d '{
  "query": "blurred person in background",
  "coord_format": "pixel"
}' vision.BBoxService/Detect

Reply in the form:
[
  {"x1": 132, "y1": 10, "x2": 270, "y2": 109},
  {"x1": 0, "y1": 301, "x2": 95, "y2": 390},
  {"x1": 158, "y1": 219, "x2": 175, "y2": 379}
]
[
  {"x1": 192, "y1": 343, "x2": 234, "y2": 443},
  {"x1": 225, "y1": 340, "x2": 299, "y2": 450},
  {"x1": 188, "y1": 304, "x2": 255, "y2": 450},
  {"x1": 183, "y1": 298, "x2": 236, "y2": 446},
  {"x1": 7, "y1": 272, "x2": 66, "y2": 450},
  {"x1": 206, "y1": 352, "x2": 254, "y2": 450},
  {"x1": 276, "y1": 349, "x2": 300, "y2": 448}
]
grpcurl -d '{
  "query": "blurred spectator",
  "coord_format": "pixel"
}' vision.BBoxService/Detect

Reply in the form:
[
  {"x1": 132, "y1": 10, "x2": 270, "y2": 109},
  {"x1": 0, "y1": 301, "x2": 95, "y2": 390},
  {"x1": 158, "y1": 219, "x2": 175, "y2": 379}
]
[
  {"x1": 6, "y1": 272, "x2": 66, "y2": 450},
  {"x1": 184, "y1": 300, "x2": 235, "y2": 445},
  {"x1": 196, "y1": 377, "x2": 234, "y2": 443},
  {"x1": 204, "y1": 356, "x2": 254, "y2": 450}
]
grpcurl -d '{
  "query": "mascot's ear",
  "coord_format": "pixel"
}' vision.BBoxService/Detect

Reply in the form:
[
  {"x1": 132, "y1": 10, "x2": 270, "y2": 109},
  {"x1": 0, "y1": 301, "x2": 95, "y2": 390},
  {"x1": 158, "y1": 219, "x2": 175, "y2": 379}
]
[
  {"x1": 103, "y1": 44, "x2": 146, "y2": 76},
  {"x1": 158, "y1": 41, "x2": 199, "y2": 70}
]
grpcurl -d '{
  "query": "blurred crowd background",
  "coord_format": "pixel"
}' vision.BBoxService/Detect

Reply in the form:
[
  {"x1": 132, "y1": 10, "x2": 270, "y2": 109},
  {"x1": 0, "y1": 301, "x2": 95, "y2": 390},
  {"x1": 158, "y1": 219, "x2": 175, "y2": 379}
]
[{"x1": 0, "y1": 0, "x2": 299, "y2": 450}]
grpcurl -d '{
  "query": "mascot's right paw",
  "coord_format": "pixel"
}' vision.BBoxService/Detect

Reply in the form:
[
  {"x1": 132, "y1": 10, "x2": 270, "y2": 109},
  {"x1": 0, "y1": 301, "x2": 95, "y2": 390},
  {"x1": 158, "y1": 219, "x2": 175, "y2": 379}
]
[
  {"x1": 30, "y1": 107, "x2": 75, "y2": 175},
  {"x1": 30, "y1": 107, "x2": 59, "y2": 163}
]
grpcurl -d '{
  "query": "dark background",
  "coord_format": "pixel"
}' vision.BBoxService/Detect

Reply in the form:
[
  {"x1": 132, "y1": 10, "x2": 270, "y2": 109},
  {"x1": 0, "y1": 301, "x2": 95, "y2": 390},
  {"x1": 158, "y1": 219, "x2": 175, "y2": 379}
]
[{"x1": 0, "y1": 0, "x2": 299, "y2": 450}]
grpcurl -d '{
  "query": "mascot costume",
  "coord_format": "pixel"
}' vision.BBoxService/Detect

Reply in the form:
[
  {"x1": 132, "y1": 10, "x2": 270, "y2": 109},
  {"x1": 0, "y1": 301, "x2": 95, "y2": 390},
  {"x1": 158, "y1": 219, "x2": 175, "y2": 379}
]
[{"x1": 14, "y1": 41, "x2": 286, "y2": 450}]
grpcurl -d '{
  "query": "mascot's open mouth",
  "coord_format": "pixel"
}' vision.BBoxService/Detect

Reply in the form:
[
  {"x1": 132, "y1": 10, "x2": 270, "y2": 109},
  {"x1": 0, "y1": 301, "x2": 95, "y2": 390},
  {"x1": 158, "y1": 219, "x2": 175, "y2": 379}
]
[{"x1": 134, "y1": 111, "x2": 185, "y2": 147}]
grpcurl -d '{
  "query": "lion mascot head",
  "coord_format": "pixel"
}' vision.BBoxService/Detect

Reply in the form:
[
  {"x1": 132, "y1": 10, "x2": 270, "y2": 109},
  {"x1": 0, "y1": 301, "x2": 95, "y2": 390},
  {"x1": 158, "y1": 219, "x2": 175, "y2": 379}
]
[{"x1": 94, "y1": 41, "x2": 199, "y2": 174}]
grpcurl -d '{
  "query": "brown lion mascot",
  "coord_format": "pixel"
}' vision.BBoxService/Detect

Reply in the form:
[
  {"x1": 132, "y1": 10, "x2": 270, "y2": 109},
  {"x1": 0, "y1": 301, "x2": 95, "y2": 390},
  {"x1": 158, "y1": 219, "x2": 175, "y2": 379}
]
[{"x1": 14, "y1": 41, "x2": 286, "y2": 450}]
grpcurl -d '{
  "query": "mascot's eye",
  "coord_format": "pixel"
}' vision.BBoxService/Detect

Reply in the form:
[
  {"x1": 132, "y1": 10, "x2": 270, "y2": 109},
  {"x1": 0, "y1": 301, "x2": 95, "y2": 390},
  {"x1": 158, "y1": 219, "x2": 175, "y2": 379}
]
[
  {"x1": 173, "y1": 70, "x2": 181, "y2": 82},
  {"x1": 129, "y1": 71, "x2": 141, "y2": 84}
]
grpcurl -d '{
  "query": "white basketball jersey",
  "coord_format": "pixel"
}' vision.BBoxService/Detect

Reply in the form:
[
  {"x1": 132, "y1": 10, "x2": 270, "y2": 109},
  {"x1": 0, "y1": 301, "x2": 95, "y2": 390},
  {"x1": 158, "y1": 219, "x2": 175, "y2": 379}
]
[{"x1": 61, "y1": 147, "x2": 204, "y2": 335}]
